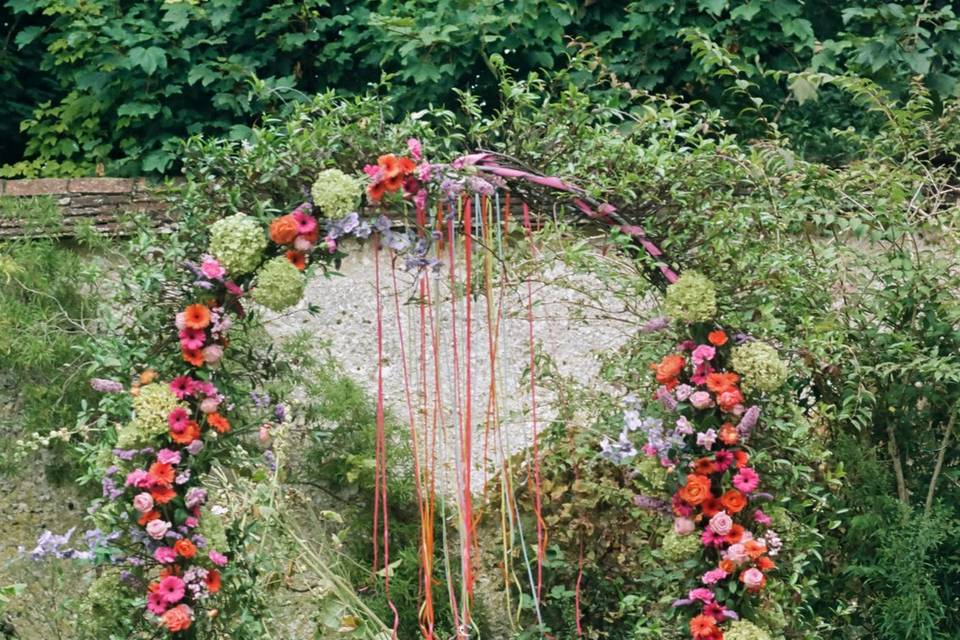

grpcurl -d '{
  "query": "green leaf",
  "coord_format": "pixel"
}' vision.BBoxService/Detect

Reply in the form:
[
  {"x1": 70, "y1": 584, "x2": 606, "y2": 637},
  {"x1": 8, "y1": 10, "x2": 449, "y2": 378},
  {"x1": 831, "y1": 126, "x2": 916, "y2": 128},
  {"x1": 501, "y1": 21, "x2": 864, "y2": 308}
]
[
  {"x1": 14, "y1": 26, "x2": 44, "y2": 49},
  {"x1": 789, "y1": 74, "x2": 819, "y2": 104},
  {"x1": 698, "y1": 0, "x2": 727, "y2": 16},
  {"x1": 127, "y1": 46, "x2": 168, "y2": 75},
  {"x1": 117, "y1": 102, "x2": 161, "y2": 118}
]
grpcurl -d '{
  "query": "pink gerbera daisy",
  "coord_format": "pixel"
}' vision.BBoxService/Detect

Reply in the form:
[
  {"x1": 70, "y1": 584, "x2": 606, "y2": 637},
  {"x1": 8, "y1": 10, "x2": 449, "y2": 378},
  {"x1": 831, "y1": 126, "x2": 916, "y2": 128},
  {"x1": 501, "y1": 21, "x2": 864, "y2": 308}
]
[
  {"x1": 169, "y1": 375, "x2": 195, "y2": 399},
  {"x1": 733, "y1": 467, "x2": 760, "y2": 494},
  {"x1": 147, "y1": 590, "x2": 168, "y2": 615},
  {"x1": 701, "y1": 528, "x2": 726, "y2": 548},
  {"x1": 158, "y1": 575, "x2": 185, "y2": 605},
  {"x1": 713, "y1": 450, "x2": 734, "y2": 471},
  {"x1": 293, "y1": 210, "x2": 317, "y2": 235},
  {"x1": 179, "y1": 328, "x2": 206, "y2": 350},
  {"x1": 168, "y1": 407, "x2": 189, "y2": 433}
]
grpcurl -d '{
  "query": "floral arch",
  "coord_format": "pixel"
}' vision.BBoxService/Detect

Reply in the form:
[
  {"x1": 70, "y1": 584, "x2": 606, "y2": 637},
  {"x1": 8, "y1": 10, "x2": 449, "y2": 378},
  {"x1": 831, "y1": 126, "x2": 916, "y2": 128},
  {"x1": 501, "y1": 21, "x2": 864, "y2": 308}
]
[{"x1": 89, "y1": 140, "x2": 791, "y2": 640}]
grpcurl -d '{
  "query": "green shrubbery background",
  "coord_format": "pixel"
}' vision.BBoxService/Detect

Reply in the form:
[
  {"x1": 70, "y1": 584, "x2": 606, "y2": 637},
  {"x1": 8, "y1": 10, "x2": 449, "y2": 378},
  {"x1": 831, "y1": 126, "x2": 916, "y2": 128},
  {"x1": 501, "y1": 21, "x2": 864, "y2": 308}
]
[{"x1": 4, "y1": 0, "x2": 960, "y2": 175}]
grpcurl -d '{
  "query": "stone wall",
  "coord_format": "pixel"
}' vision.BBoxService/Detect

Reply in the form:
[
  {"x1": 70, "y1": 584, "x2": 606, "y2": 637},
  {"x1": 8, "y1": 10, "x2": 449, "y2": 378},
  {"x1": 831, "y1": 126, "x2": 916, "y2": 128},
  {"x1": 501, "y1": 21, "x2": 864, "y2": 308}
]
[{"x1": 0, "y1": 177, "x2": 169, "y2": 238}]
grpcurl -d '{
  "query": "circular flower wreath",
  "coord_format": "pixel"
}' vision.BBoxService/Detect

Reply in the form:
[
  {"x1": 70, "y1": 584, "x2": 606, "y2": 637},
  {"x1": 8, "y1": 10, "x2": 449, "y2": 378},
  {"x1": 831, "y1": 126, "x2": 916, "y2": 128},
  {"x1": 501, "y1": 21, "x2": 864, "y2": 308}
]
[{"x1": 602, "y1": 274, "x2": 789, "y2": 640}]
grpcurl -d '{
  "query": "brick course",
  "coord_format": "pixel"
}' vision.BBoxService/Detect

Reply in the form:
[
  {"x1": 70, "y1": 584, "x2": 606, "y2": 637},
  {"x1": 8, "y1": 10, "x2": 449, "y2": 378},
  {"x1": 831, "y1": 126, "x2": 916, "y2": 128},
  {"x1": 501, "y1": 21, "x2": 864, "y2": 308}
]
[{"x1": 0, "y1": 177, "x2": 171, "y2": 238}]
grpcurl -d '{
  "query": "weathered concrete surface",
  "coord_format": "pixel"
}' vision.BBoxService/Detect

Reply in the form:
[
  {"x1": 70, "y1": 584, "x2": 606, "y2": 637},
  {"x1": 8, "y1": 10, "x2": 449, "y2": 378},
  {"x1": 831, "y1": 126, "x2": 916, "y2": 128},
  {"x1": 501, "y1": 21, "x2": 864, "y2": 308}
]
[{"x1": 265, "y1": 240, "x2": 652, "y2": 494}]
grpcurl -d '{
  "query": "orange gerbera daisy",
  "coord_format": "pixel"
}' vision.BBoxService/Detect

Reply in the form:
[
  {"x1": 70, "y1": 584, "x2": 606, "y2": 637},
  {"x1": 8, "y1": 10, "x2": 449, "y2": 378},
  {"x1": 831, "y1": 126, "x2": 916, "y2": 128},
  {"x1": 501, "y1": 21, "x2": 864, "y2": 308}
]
[
  {"x1": 174, "y1": 538, "x2": 197, "y2": 559},
  {"x1": 725, "y1": 523, "x2": 745, "y2": 544},
  {"x1": 757, "y1": 556, "x2": 777, "y2": 571},
  {"x1": 183, "y1": 304, "x2": 211, "y2": 330},
  {"x1": 700, "y1": 496, "x2": 723, "y2": 518},
  {"x1": 138, "y1": 510, "x2": 160, "y2": 526},
  {"x1": 206, "y1": 570, "x2": 222, "y2": 594},
  {"x1": 367, "y1": 180, "x2": 387, "y2": 202},
  {"x1": 706, "y1": 371, "x2": 739, "y2": 394},
  {"x1": 690, "y1": 614, "x2": 719, "y2": 639},
  {"x1": 744, "y1": 539, "x2": 767, "y2": 559},
  {"x1": 718, "y1": 559, "x2": 735, "y2": 574},
  {"x1": 151, "y1": 486, "x2": 178, "y2": 505},
  {"x1": 734, "y1": 450, "x2": 750, "y2": 468},
  {"x1": 285, "y1": 250, "x2": 306, "y2": 270},
  {"x1": 693, "y1": 457, "x2": 716, "y2": 475},
  {"x1": 207, "y1": 412, "x2": 231, "y2": 434},
  {"x1": 182, "y1": 347, "x2": 205, "y2": 367},
  {"x1": 171, "y1": 420, "x2": 200, "y2": 445},
  {"x1": 148, "y1": 462, "x2": 175, "y2": 487}
]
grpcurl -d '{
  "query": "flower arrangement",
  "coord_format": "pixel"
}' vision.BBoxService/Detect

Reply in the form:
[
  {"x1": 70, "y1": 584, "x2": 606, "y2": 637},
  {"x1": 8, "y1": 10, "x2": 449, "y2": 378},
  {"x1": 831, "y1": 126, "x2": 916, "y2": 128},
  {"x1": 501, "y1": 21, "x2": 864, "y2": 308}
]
[{"x1": 602, "y1": 275, "x2": 789, "y2": 640}]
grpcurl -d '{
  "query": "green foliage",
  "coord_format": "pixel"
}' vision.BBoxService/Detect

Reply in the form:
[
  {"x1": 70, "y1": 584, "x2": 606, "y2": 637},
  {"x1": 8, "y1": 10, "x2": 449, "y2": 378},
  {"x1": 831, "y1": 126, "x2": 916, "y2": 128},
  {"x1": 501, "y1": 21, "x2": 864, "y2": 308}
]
[{"x1": 6, "y1": 0, "x2": 960, "y2": 173}]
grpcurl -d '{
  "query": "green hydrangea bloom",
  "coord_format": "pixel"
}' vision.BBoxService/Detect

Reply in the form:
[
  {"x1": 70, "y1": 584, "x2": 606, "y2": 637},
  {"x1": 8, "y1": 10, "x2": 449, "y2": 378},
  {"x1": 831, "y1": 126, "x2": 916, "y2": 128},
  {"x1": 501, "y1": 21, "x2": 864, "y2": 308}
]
[
  {"x1": 725, "y1": 620, "x2": 772, "y2": 640},
  {"x1": 731, "y1": 341, "x2": 788, "y2": 393},
  {"x1": 635, "y1": 456, "x2": 668, "y2": 492},
  {"x1": 663, "y1": 272, "x2": 717, "y2": 323},
  {"x1": 659, "y1": 529, "x2": 700, "y2": 561},
  {"x1": 197, "y1": 505, "x2": 229, "y2": 552},
  {"x1": 209, "y1": 213, "x2": 267, "y2": 276},
  {"x1": 252, "y1": 256, "x2": 306, "y2": 311},
  {"x1": 311, "y1": 168, "x2": 363, "y2": 218},
  {"x1": 80, "y1": 571, "x2": 136, "y2": 636},
  {"x1": 116, "y1": 383, "x2": 180, "y2": 448}
]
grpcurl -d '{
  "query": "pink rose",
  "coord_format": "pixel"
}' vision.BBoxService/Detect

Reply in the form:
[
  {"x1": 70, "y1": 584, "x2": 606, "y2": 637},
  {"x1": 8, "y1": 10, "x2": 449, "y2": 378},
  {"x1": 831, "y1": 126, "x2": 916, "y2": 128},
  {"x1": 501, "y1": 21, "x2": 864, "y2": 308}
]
[
  {"x1": 689, "y1": 391, "x2": 714, "y2": 410},
  {"x1": 185, "y1": 516, "x2": 199, "y2": 528},
  {"x1": 259, "y1": 423, "x2": 272, "y2": 443},
  {"x1": 146, "y1": 519, "x2": 171, "y2": 540},
  {"x1": 154, "y1": 546, "x2": 176, "y2": 564},
  {"x1": 209, "y1": 550, "x2": 228, "y2": 567},
  {"x1": 200, "y1": 397, "x2": 221, "y2": 414},
  {"x1": 132, "y1": 492, "x2": 154, "y2": 513},
  {"x1": 709, "y1": 511, "x2": 733, "y2": 536},
  {"x1": 701, "y1": 568, "x2": 729, "y2": 585},
  {"x1": 741, "y1": 567, "x2": 766, "y2": 591},
  {"x1": 688, "y1": 588, "x2": 715, "y2": 603},
  {"x1": 202, "y1": 345, "x2": 223, "y2": 365},
  {"x1": 157, "y1": 449, "x2": 181, "y2": 465},
  {"x1": 125, "y1": 469, "x2": 149, "y2": 488},
  {"x1": 674, "y1": 517, "x2": 695, "y2": 536},
  {"x1": 691, "y1": 344, "x2": 716, "y2": 366},
  {"x1": 724, "y1": 543, "x2": 749, "y2": 564},
  {"x1": 200, "y1": 257, "x2": 225, "y2": 280}
]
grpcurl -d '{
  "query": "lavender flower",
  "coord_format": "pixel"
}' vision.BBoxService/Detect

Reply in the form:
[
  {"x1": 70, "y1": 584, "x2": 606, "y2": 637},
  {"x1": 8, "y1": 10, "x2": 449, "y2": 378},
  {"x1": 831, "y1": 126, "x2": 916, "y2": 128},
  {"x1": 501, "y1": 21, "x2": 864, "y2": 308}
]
[
  {"x1": 639, "y1": 317, "x2": 671, "y2": 333},
  {"x1": 633, "y1": 495, "x2": 669, "y2": 513},
  {"x1": 738, "y1": 405, "x2": 761, "y2": 441},
  {"x1": 274, "y1": 404, "x2": 286, "y2": 423},
  {"x1": 90, "y1": 378, "x2": 124, "y2": 393},
  {"x1": 264, "y1": 449, "x2": 277, "y2": 471},
  {"x1": 599, "y1": 431, "x2": 637, "y2": 465}
]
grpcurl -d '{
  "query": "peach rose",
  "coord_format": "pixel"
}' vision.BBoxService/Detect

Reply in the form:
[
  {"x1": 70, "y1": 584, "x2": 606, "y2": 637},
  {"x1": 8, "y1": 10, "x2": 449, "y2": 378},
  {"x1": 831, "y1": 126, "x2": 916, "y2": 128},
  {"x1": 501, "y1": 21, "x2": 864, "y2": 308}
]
[{"x1": 269, "y1": 215, "x2": 299, "y2": 245}]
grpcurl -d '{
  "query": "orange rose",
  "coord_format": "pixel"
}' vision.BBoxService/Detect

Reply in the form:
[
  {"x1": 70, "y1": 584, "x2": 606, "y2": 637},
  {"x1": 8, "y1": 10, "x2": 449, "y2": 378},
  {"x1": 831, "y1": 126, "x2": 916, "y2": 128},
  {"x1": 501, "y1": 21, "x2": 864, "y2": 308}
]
[
  {"x1": 706, "y1": 372, "x2": 739, "y2": 394},
  {"x1": 708, "y1": 330, "x2": 728, "y2": 346},
  {"x1": 163, "y1": 604, "x2": 193, "y2": 632},
  {"x1": 269, "y1": 215, "x2": 299, "y2": 245},
  {"x1": 718, "y1": 559, "x2": 735, "y2": 574},
  {"x1": 653, "y1": 354, "x2": 686, "y2": 385},
  {"x1": 718, "y1": 388, "x2": 745, "y2": 413},
  {"x1": 174, "y1": 538, "x2": 197, "y2": 559},
  {"x1": 721, "y1": 489, "x2": 747, "y2": 514},
  {"x1": 679, "y1": 474, "x2": 712, "y2": 506},
  {"x1": 719, "y1": 423, "x2": 739, "y2": 445}
]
